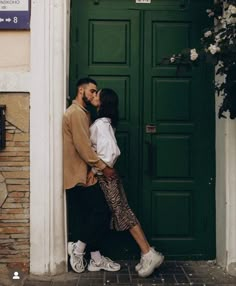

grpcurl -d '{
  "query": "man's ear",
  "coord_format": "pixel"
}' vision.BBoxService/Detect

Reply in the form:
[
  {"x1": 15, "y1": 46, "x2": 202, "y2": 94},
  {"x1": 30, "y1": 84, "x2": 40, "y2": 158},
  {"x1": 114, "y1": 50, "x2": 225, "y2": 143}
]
[{"x1": 78, "y1": 86, "x2": 83, "y2": 95}]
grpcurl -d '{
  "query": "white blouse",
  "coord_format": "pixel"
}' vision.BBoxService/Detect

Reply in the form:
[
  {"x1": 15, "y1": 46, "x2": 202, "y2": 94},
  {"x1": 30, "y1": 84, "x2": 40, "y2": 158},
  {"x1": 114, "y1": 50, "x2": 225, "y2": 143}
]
[{"x1": 90, "y1": 117, "x2": 120, "y2": 173}]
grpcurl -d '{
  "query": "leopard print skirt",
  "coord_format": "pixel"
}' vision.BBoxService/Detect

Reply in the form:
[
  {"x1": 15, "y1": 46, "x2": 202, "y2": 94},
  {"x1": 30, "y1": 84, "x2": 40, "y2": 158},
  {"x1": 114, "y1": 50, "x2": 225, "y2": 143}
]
[{"x1": 97, "y1": 174, "x2": 139, "y2": 231}]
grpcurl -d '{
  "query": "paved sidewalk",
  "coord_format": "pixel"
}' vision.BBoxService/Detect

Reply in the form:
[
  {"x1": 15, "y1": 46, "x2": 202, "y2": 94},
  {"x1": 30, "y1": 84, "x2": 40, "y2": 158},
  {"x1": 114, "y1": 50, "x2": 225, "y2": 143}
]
[{"x1": 21, "y1": 261, "x2": 236, "y2": 286}]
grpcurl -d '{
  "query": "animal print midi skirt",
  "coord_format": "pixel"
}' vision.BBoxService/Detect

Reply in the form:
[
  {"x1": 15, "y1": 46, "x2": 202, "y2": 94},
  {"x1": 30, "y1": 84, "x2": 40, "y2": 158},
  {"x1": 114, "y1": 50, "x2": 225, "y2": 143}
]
[{"x1": 97, "y1": 174, "x2": 139, "y2": 231}]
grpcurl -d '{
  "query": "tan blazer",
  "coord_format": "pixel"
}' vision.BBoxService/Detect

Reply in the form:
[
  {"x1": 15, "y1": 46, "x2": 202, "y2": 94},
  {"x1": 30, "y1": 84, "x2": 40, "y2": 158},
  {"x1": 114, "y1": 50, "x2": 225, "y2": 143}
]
[{"x1": 63, "y1": 100, "x2": 106, "y2": 189}]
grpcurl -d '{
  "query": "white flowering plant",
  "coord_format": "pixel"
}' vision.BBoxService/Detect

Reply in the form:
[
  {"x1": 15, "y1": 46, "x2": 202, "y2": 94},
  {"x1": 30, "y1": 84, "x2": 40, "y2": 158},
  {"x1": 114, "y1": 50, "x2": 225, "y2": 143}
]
[{"x1": 168, "y1": 0, "x2": 236, "y2": 119}]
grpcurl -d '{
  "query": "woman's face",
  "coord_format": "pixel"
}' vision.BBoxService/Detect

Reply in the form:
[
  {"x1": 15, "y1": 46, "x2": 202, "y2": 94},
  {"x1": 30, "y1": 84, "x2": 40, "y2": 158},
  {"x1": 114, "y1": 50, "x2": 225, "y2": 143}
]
[{"x1": 91, "y1": 89, "x2": 101, "y2": 108}]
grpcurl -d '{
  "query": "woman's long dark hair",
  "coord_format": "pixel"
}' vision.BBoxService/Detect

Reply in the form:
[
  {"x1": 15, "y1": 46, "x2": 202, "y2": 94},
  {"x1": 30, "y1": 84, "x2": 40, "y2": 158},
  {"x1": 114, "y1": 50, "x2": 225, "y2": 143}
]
[{"x1": 97, "y1": 88, "x2": 119, "y2": 128}]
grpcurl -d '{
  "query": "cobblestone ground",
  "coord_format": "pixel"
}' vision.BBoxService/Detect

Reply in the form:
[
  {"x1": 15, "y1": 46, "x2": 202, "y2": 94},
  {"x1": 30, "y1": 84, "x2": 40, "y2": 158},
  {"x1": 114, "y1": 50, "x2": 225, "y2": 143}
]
[{"x1": 7, "y1": 261, "x2": 236, "y2": 286}]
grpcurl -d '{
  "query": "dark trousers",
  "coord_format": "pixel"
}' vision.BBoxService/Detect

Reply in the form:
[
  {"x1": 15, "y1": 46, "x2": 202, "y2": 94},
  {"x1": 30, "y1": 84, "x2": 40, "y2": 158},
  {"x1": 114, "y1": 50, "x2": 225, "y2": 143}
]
[{"x1": 66, "y1": 182, "x2": 110, "y2": 252}]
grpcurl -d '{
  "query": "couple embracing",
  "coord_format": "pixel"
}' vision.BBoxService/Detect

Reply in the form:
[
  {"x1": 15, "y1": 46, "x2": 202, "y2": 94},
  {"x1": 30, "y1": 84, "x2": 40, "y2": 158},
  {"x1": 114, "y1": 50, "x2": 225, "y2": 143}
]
[{"x1": 63, "y1": 77, "x2": 164, "y2": 277}]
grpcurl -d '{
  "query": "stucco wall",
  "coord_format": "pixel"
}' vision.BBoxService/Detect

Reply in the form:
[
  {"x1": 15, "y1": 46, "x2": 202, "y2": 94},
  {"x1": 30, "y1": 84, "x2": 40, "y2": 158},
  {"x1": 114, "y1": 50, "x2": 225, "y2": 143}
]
[{"x1": 0, "y1": 31, "x2": 30, "y2": 71}]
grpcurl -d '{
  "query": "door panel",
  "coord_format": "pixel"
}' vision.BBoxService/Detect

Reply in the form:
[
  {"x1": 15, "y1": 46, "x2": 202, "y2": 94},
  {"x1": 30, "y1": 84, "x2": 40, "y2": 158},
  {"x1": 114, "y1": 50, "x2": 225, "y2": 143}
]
[
  {"x1": 142, "y1": 10, "x2": 215, "y2": 258},
  {"x1": 69, "y1": 0, "x2": 215, "y2": 259}
]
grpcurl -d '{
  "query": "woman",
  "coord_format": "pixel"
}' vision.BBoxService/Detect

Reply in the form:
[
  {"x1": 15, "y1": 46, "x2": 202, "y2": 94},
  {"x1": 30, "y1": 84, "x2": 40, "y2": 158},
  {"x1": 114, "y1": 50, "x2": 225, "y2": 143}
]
[{"x1": 88, "y1": 88, "x2": 164, "y2": 278}]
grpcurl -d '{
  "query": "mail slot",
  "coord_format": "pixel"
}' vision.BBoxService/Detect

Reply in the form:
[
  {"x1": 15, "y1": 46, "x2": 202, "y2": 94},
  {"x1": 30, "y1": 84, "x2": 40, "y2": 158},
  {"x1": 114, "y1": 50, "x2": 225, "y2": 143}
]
[
  {"x1": 0, "y1": 105, "x2": 6, "y2": 150},
  {"x1": 145, "y1": 124, "x2": 156, "y2": 133}
]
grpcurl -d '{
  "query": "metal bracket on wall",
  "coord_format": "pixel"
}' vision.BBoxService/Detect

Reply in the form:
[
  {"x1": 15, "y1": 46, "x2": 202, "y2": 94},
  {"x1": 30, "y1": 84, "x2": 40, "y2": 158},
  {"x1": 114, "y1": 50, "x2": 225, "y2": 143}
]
[{"x1": 0, "y1": 105, "x2": 6, "y2": 150}]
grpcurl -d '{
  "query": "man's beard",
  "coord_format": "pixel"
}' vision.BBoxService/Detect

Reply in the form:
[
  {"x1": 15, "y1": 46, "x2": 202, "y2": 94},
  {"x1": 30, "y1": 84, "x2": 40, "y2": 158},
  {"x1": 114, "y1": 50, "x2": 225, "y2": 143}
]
[{"x1": 82, "y1": 91, "x2": 91, "y2": 107}]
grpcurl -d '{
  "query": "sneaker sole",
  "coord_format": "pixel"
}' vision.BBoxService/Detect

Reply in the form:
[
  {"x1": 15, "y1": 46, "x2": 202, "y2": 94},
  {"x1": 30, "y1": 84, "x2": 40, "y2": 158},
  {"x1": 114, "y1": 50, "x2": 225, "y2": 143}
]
[
  {"x1": 138, "y1": 255, "x2": 164, "y2": 278},
  {"x1": 135, "y1": 264, "x2": 142, "y2": 272},
  {"x1": 88, "y1": 265, "x2": 121, "y2": 272}
]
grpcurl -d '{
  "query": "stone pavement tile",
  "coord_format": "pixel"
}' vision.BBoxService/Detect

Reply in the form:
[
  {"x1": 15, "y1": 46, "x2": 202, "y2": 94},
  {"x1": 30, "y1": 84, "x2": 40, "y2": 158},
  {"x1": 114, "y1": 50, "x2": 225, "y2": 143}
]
[
  {"x1": 79, "y1": 271, "x2": 104, "y2": 278},
  {"x1": 117, "y1": 274, "x2": 131, "y2": 284},
  {"x1": 174, "y1": 274, "x2": 190, "y2": 283},
  {"x1": 104, "y1": 272, "x2": 119, "y2": 284},
  {"x1": 51, "y1": 281, "x2": 77, "y2": 286},
  {"x1": 79, "y1": 277, "x2": 104, "y2": 286},
  {"x1": 23, "y1": 280, "x2": 52, "y2": 286}
]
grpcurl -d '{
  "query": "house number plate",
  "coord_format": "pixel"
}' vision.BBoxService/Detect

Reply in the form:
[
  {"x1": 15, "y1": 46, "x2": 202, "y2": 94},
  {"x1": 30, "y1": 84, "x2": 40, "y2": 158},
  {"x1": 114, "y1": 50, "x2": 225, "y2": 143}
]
[{"x1": 136, "y1": 0, "x2": 151, "y2": 3}]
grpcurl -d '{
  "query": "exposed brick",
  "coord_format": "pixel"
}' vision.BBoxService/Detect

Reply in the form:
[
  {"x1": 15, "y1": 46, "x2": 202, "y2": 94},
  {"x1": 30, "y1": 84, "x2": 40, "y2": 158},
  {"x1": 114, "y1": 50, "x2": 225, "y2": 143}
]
[
  {"x1": 0, "y1": 227, "x2": 29, "y2": 234},
  {"x1": 15, "y1": 142, "x2": 29, "y2": 147},
  {"x1": 2, "y1": 172, "x2": 30, "y2": 179},
  {"x1": 0, "y1": 223, "x2": 29, "y2": 227},
  {"x1": 5, "y1": 133, "x2": 14, "y2": 141},
  {"x1": 4, "y1": 147, "x2": 29, "y2": 152},
  {"x1": 2, "y1": 203, "x2": 25, "y2": 209},
  {"x1": 7, "y1": 262, "x2": 29, "y2": 273},
  {"x1": 8, "y1": 192, "x2": 25, "y2": 198},
  {"x1": 0, "y1": 157, "x2": 29, "y2": 162},
  {"x1": 0, "y1": 234, "x2": 10, "y2": 239},
  {"x1": 0, "y1": 162, "x2": 29, "y2": 167},
  {"x1": 0, "y1": 152, "x2": 29, "y2": 157},
  {"x1": 0, "y1": 96, "x2": 30, "y2": 273},
  {"x1": 10, "y1": 234, "x2": 29, "y2": 239},
  {"x1": 5, "y1": 179, "x2": 29, "y2": 185},
  {"x1": 14, "y1": 134, "x2": 29, "y2": 142},
  {"x1": 7, "y1": 185, "x2": 29, "y2": 192},
  {"x1": 0, "y1": 208, "x2": 29, "y2": 214},
  {"x1": 6, "y1": 198, "x2": 29, "y2": 203}
]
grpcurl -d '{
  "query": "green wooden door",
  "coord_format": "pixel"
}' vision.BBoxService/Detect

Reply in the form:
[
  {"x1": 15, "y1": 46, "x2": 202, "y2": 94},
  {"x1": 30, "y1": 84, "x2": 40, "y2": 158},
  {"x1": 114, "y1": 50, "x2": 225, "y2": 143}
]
[{"x1": 69, "y1": 0, "x2": 215, "y2": 259}]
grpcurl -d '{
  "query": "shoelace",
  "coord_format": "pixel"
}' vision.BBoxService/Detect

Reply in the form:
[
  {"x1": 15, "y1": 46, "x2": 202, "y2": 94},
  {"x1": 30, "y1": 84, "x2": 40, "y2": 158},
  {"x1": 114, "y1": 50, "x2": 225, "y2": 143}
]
[
  {"x1": 101, "y1": 256, "x2": 119, "y2": 267},
  {"x1": 74, "y1": 253, "x2": 87, "y2": 271}
]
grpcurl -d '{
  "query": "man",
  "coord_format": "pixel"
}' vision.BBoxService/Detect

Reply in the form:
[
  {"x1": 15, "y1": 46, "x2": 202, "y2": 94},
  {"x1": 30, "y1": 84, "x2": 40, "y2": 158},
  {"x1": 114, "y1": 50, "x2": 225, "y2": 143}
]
[{"x1": 63, "y1": 77, "x2": 120, "y2": 273}]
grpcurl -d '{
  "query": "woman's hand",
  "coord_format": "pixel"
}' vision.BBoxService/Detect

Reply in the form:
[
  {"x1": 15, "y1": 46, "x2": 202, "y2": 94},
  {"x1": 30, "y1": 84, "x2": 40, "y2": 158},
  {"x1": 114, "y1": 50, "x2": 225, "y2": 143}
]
[{"x1": 86, "y1": 170, "x2": 97, "y2": 186}]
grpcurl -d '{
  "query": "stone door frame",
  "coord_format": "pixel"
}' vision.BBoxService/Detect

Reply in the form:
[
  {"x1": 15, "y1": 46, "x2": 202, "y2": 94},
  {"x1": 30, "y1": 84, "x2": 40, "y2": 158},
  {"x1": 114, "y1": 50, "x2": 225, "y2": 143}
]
[{"x1": 29, "y1": 0, "x2": 70, "y2": 274}]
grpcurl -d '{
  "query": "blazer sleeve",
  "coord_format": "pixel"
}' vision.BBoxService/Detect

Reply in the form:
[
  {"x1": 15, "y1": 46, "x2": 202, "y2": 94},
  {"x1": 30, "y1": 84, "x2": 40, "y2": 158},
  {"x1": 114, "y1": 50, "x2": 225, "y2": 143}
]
[{"x1": 70, "y1": 109, "x2": 106, "y2": 170}]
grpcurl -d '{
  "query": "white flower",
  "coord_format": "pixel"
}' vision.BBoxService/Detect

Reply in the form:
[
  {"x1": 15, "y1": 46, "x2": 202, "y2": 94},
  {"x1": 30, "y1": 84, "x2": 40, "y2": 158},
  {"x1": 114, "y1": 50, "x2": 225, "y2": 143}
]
[
  {"x1": 208, "y1": 12, "x2": 215, "y2": 17},
  {"x1": 190, "y1": 49, "x2": 198, "y2": 61},
  {"x1": 208, "y1": 44, "x2": 220, "y2": 55},
  {"x1": 204, "y1": 31, "x2": 212, "y2": 38},
  {"x1": 170, "y1": 57, "x2": 175, "y2": 63},
  {"x1": 228, "y1": 5, "x2": 236, "y2": 15}
]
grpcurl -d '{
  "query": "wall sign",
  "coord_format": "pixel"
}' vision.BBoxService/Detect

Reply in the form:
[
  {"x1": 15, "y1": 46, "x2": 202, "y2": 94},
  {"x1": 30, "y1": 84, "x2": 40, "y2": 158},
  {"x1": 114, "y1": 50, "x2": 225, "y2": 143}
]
[
  {"x1": 136, "y1": 0, "x2": 151, "y2": 3},
  {"x1": 0, "y1": 0, "x2": 30, "y2": 30}
]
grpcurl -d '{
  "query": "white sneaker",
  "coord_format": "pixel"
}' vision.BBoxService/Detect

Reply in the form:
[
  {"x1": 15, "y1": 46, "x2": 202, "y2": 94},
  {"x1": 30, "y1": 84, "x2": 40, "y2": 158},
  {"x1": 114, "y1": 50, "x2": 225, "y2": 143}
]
[
  {"x1": 135, "y1": 254, "x2": 144, "y2": 272},
  {"x1": 68, "y1": 242, "x2": 87, "y2": 273},
  {"x1": 88, "y1": 256, "x2": 121, "y2": 272},
  {"x1": 138, "y1": 248, "x2": 164, "y2": 278}
]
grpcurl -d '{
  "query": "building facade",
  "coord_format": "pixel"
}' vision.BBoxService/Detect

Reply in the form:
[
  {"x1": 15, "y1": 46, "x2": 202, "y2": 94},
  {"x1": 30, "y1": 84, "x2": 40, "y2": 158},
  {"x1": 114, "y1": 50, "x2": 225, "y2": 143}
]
[{"x1": 0, "y1": 0, "x2": 236, "y2": 278}]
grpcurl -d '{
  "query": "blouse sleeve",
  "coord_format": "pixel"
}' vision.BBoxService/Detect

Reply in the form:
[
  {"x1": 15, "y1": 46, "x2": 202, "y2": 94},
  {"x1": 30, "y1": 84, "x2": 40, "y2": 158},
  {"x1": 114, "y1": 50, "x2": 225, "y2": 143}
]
[{"x1": 91, "y1": 120, "x2": 121, "y2": 168}]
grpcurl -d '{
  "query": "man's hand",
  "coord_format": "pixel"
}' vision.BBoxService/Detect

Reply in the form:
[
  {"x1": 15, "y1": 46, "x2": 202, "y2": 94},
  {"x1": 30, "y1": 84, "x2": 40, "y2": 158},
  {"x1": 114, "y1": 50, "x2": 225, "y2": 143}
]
[
  {"x1": 102, "y1": 166, "x2": 116, "y2": 178},
  {"x1": 86, "y1": 170, "x2": 97, "y2": 186}
]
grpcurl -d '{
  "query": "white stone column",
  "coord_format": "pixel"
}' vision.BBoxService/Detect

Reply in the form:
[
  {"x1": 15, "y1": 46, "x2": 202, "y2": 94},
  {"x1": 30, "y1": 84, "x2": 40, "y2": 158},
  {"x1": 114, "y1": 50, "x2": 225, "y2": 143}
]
[
  {"x1": 30, "y1": 0, "x2": 70, "y2": 274},
  {"x1": 216, "y1": 94, "x2": 236, "y2": 276},
  {"x1": 226, "y1": 119, "x2": 236, "y2": 276}
]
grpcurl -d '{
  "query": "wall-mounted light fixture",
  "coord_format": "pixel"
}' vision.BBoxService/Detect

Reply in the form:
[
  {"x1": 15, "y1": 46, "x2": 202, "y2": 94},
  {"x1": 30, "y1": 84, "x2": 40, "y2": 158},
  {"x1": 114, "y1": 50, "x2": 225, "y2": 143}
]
[{"x1": 0, "y1": 105, "x2": 6, "y2": 150}]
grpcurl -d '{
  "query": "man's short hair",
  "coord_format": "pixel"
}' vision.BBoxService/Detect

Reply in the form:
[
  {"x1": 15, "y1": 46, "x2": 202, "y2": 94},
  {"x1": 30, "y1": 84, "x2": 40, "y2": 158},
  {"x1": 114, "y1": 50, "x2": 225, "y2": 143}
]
[{"x1": 76, "y1": 77, "x2": 97, "y2": 88}]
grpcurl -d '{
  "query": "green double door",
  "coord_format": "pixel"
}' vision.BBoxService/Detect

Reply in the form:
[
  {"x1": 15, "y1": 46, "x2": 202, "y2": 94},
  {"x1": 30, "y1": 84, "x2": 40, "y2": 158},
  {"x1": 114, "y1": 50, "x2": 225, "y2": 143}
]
[{"x1": 70, "y1": 0, "x2": 215, "y2": 259}]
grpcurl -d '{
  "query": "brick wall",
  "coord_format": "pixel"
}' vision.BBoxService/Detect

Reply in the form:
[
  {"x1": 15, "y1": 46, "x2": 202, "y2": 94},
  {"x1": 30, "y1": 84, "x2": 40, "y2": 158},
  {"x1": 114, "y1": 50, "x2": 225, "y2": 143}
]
[{"x1": 0, "y1": 93, "x2": 30, "y2": 276}]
